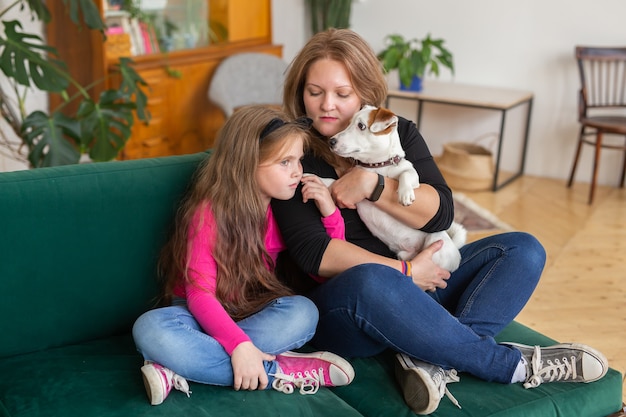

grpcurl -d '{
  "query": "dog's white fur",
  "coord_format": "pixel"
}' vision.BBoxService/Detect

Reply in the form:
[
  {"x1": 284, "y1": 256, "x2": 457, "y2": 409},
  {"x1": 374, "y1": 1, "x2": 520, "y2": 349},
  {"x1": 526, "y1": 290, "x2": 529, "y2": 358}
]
[{"x1": 318, "y1": 105, "x2": 466, "y2": 271}]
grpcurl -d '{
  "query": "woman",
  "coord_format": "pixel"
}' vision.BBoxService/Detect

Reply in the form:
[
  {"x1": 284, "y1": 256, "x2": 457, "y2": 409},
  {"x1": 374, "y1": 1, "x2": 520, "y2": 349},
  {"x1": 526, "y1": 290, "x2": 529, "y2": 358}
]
[
  {"x1": 271, "y1": 29, "x2": 608, "y2": 415},
  {"x1": 132, "y1": 105, "x2": 354, "y2": 406}
]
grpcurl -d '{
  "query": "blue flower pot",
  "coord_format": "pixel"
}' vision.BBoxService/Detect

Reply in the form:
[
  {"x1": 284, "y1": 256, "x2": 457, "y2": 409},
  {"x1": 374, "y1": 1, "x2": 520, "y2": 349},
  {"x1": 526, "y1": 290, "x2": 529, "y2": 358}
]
[{"x1": 399, "y1": 75, "x2": 423, "y2": 92}]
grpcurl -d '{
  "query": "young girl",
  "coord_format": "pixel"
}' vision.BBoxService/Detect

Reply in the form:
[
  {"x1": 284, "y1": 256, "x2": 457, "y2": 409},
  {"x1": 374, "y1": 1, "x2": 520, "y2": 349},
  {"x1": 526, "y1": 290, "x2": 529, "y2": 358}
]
[{"x1": 132, "y1": 105, "x2": 354, "y2": 406}]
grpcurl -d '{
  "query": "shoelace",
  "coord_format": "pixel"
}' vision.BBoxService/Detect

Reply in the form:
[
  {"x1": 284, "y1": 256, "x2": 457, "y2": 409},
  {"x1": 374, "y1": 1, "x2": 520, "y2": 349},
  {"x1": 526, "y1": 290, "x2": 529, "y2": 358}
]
[
  {"x1": 171, "y1": 374, "x2": 192, "y2": 397},
  {"x1": 270, "y1": 367, "x2": 324, "y2": 395},
  {"x1": 439, "y1": 369, "x2": 462, "y2": 409},
  {"x1": 524, "y1": 345, "x2": 577, "y2": 389}
]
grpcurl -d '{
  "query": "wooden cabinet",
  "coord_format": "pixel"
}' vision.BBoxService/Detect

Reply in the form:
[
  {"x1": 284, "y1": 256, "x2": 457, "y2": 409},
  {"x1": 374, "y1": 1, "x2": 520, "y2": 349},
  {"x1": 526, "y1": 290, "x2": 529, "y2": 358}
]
[{"x1": 46, "y1": 0, "x2": 281, "y2": 160}]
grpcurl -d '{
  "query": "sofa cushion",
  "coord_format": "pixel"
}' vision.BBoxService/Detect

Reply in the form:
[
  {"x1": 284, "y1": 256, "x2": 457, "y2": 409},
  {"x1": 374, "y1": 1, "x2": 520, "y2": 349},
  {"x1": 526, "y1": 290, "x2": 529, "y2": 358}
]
[{"x1": 0, "y1": 153, "x2": 207, "y2": 358}]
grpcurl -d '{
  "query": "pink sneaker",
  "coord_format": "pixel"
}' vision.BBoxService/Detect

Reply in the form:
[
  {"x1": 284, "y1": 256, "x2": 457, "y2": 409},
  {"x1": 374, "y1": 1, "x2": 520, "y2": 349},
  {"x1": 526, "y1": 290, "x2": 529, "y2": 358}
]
[
  {"x1": 271, "y1": 351, "x2": 355, "y2": 395},
  {"x1": 141, "y1": 361, "x2": 191, "y2": 405}
]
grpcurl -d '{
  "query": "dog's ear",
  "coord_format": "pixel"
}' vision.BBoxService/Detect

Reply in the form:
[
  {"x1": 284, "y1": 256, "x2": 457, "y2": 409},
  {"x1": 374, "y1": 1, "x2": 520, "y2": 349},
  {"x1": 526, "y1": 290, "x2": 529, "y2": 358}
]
[{"x1": 369, "y1": 107, "x2": 398, "y2": 135}]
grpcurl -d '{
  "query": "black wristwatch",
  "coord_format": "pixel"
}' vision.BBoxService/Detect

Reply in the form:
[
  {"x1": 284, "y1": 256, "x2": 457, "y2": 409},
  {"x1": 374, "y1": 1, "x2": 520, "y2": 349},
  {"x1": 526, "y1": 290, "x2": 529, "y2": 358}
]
[{"x1": 367, "y1": 174, "x2": 385, "y2": 202}]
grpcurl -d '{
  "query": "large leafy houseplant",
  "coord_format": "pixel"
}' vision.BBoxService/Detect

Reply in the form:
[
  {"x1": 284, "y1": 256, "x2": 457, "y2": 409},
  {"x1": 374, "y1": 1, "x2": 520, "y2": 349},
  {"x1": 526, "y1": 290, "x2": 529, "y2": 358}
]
[
  {"x1": 378, "y1": 33, "x2": 454, "y2": 91},
  {"x1": 306, "y1": 0, "x2": 352, "y2": 34},
  {"x1": 0, "y1": 0, "x2": 150, "y2": 168}
]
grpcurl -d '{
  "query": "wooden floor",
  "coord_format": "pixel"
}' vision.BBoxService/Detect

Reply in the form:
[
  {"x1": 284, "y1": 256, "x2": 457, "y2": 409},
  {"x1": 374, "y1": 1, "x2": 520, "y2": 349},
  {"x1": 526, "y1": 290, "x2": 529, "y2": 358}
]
[{"x1": 459, "y1": 175, "x2": 625, "y2": 403}]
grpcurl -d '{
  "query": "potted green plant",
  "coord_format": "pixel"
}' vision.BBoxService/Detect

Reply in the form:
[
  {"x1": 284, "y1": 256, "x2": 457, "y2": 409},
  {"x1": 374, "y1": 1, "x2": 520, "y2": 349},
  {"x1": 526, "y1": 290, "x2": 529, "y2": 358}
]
[
  {"x1": 0, "y1": 0, "x2": 150, "y2": 168},
  {"x1": 306, "y1": 0, "x2": 352, "y2": 34},
  {"x1": 378, "y1": 33, "x2": 454, "y2": 92}
]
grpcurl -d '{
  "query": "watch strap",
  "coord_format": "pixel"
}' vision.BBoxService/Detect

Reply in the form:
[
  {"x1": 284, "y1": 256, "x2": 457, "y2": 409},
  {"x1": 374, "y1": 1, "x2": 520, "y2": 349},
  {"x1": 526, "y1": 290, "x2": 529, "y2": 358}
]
[{"x1": 367, "y1": 173, "x2": 385, "y2": 202}]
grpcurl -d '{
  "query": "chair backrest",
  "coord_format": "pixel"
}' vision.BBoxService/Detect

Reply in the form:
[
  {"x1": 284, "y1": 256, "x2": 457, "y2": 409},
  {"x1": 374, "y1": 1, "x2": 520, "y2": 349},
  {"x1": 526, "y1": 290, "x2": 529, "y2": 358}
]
[
  {"x1": 208, "y1": 52, "x2": 288, "y2": 118},
  {"x1": 575, "y1": 46, "x2": 626, "y2": 117}
]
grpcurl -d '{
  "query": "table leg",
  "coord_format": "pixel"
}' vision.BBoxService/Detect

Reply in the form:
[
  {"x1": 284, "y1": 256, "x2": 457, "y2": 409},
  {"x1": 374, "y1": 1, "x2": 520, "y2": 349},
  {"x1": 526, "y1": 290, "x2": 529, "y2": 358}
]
[
  {"x1": 492, "y1": 110, "x2": 507, "y2": 190},
  {"x1": 416, "y1": 99, "x2": 424, "y2": 131},
  {"x1": 493, "y1": 98, "x2": 533, "y2": 191}
]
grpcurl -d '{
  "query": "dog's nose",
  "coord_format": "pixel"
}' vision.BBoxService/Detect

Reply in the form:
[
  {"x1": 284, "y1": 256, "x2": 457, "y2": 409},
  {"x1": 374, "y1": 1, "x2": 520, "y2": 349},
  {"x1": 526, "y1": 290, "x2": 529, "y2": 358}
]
[{"x1": 329, "y1": 138, "x2": 337, "y2": 148}]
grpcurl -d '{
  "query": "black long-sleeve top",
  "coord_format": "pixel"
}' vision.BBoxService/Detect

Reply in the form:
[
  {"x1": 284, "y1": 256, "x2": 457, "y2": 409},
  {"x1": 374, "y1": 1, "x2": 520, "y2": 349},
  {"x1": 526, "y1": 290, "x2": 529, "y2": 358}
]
[{"x1": 271, "y1": 116, "x2": 454, "y2": 277}]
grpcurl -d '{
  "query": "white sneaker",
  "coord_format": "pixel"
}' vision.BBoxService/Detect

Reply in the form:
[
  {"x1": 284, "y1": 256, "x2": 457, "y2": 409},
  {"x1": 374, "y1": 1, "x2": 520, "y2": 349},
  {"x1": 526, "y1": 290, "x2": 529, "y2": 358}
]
[
  {"x1": 504, "y1": 342, "x2": 609, "y2": 389},
  {"x1": 141, "y1": 361, "x2": 191, "y2": 405},
  {"x1": 394, "y1": 353, "x2": 461, "y2": 415}
]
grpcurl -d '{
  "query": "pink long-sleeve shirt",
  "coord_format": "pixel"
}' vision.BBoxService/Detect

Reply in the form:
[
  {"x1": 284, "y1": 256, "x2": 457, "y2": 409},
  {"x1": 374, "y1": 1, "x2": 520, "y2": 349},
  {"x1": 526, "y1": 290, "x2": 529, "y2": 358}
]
[{"x1": 173, "y1": 202, "x2": 344, "y2": 355}]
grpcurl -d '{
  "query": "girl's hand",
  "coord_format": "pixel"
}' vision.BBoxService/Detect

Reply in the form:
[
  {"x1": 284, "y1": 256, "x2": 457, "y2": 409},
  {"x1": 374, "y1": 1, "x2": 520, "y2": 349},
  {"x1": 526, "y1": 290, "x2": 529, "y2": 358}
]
[
  {"x1": 408, "y1": 240, "x2": 452, "y2": 292},
  {"x1": 231, "y1": 341, "x2": 276, "y2": 391},
  {"x1": 301, "y1": 174, "x2": 338, "y2": 217}
]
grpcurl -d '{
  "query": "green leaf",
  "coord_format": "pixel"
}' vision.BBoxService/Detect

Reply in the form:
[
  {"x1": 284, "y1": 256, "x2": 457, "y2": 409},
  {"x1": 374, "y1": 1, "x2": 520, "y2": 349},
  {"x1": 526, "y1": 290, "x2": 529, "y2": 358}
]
[
  {"x1": 114, "y1": 57, "x2": 151, "y2": 123},
  {"x1": 22, "y1": 0, "x2": 51, "y2": 23},
  {"x1": 62, "y1": 0, "x2": 106, "y2": 32},
  {"x1": 409, "y1": 50, "x2": 425, "y2": 78},
  {"x1": 437, "y1": 52, "x2": 455, "y2": 74},
  {"x1": 0, "y1": 20, "x2": 69, "y2": 91},
  {"x1": 398, "y1": 59, "x2": 415, "y2": 88},
  {"x1": 387, "y1": 34, "x2": 406, "y2": 47},
  {"x1": 78, "y1": 90, "x2": 136, "y2": 162},
  {"x1": 327, "y1": 0, "x2": 352, "y2": 29},
  {"x1": 379, "y1": 47, "x2": 402, "y2": 72},
  {"x1": 21, "y1": 110, "x2": 81, "y2": 167},
  {"x1": 430, "y1": 60, "x2": 440, "y2": 77}
]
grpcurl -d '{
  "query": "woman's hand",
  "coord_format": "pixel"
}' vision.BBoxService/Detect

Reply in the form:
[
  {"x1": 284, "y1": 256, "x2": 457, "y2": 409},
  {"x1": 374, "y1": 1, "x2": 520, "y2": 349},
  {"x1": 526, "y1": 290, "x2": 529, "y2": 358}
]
[
  {"x1": 408, "y1": 240, "x2": 452, "y2": 292},
  {"x1": 301, "y1": 174, "x2": 339, "y2": 217},
  {"x1": 330, "y1": 167, "x2": 378, "y2": 209},
  {"x1": 231, "y1": 341, "x2": 276, "y2": 391}
]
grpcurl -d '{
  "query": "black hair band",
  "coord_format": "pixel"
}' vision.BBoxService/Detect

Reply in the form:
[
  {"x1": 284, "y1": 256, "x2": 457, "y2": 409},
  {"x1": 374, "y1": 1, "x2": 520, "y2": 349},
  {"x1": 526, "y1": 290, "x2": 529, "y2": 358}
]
[{"x1": 260, "y1": 116, "x2": 313, "y2": 141}]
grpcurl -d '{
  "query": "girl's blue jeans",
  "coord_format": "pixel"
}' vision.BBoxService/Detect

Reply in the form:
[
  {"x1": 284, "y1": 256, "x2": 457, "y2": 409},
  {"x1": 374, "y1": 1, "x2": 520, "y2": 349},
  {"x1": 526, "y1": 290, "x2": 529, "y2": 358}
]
[
  {"x1": 132, "y1": 295, "x2": 318, "y2": 386},
  {"x1": 307, "y1": 232, "x2": 546, "y2": 384}
]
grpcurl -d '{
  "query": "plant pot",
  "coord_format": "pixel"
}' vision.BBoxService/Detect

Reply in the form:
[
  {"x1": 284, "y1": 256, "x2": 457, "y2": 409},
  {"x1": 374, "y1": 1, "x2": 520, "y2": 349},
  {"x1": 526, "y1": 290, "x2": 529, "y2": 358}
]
[{"x1": 399, "y1": 75, "x2": 423, "y2": 92}]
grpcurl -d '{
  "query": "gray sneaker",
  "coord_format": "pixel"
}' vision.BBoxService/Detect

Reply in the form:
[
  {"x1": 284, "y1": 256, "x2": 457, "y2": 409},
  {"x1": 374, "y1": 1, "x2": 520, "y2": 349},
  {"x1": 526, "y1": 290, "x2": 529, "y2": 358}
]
[
  {"x1": 504, "y1": 342, "x2": 609, "y2": 389},
  {"x1": 394, "y1": 353, "x2": 461, "y2": 415}
]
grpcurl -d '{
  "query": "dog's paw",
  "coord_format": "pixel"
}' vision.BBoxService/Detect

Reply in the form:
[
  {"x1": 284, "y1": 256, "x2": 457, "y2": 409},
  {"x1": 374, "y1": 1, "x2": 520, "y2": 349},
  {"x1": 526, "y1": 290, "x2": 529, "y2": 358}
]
[
  {"x1": 397, "y1": 178, "x2": 418, "y2": 206},
  {"x1": 398, "y1": 190, "x2": 416, "y2": 206}
]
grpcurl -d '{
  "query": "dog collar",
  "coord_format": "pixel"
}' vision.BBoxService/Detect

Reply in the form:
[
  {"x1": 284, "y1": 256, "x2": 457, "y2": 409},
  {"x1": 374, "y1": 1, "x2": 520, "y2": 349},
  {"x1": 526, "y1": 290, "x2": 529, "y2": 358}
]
[{"x1": 355, "y1": 155, "x2": 403, "y2": 168}]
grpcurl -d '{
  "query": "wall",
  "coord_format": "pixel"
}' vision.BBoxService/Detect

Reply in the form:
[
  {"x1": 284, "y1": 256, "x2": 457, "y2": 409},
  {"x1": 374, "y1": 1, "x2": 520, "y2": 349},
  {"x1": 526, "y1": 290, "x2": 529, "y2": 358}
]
[
  {"x1": 273, "y1": 0, "x2": 626, "y2": 186},
  {"x1": 4, "y1": 0, "x2": 624, "y2": 185}
]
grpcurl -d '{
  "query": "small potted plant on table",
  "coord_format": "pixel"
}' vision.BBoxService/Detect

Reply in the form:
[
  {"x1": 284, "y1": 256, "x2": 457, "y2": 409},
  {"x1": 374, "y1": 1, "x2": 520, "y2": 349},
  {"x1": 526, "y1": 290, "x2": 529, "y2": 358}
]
[{"x1": 378, "y1": 33, "x2": 454, "y2": 92}]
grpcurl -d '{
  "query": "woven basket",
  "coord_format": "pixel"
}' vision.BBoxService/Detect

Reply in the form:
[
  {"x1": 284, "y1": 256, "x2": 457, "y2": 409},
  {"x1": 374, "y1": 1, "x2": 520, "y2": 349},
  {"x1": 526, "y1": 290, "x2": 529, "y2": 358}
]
[{"x1": 435, "y1": 142, "x2": 495, "y2": 191}]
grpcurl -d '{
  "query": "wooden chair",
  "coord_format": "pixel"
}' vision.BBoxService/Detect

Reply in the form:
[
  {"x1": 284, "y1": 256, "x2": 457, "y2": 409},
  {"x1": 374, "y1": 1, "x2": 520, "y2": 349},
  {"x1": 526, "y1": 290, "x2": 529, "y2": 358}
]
[{"x1": 567, "y1": 46, "x2": 626, "y2": 204}]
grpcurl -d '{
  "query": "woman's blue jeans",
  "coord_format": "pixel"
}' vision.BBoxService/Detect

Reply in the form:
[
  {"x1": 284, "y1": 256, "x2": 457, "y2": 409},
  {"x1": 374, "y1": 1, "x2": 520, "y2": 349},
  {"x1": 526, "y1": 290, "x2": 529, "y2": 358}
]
[
  {"x1": 307, "y1": 232, "x2": 546, "y2": 384},
  {"x1": 132, "y1": 295, "x2": 318, "y2": 386}
]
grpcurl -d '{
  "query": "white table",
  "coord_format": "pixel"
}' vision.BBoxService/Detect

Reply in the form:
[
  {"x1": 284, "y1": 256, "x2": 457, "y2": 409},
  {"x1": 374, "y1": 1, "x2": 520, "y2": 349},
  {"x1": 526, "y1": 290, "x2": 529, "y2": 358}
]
[{"x1": 385, "y1": 81, "x2": 534, "y2": 191}]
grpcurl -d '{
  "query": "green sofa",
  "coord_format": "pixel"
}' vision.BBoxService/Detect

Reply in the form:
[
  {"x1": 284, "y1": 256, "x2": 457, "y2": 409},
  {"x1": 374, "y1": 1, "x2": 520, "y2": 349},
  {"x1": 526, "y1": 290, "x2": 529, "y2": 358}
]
[{"x1": 1, "y1": 152, "x2": 623, "y2": 417}]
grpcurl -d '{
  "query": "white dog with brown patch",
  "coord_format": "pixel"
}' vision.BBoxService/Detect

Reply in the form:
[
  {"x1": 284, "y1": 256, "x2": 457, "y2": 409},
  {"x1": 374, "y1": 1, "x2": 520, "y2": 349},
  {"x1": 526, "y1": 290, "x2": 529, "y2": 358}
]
[{"x1": 317, "y1": 105, "x2": 466, "y2": 271}]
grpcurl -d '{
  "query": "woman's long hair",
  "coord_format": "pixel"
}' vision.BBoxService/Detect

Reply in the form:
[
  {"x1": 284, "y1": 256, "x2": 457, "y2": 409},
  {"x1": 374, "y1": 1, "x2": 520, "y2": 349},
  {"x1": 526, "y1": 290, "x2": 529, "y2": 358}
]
[
  {"x1": 283, "y1": 28, "x2": 388, "y2": 170},
  {"x1": 159, "y1": 105, "x2": 309, "y2": 320}
]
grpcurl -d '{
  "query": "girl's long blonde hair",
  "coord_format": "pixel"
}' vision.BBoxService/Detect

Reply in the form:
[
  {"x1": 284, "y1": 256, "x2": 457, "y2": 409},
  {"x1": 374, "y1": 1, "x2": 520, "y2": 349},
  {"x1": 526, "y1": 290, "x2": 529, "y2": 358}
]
[
  {"x1": 283, "y1": 28, "x2": 388, "y2": 169},
  {"x1": 159, "y1": 105, "x2": 309, "y2": 320}
]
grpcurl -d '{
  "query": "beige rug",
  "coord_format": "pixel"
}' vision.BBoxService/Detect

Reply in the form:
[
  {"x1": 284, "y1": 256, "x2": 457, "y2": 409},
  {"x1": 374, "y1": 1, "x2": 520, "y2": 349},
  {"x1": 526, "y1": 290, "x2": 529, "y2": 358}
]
[{"x1": 453, "y1": 193, "x2": 513, "y2": 233}]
